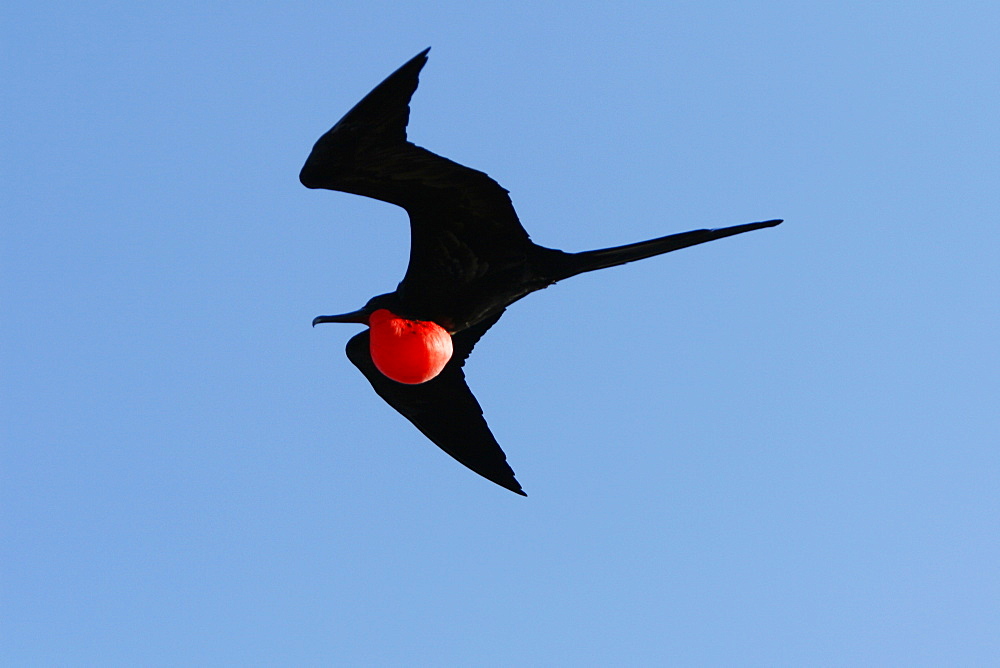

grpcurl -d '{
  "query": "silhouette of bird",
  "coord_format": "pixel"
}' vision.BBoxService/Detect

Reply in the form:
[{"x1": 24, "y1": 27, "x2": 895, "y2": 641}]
[{"x1": 301, "y1": 48, "x2": 781, "y2": 496}]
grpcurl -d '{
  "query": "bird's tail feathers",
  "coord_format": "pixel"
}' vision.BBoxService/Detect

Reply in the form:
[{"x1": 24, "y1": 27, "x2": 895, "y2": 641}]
[{"x1": 558, "y1": 219, "x2": 782, "y2": 279}]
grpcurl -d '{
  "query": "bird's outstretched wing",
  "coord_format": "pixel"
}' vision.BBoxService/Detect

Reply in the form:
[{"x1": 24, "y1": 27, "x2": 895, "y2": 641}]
[
  {"x1": 299, "y1": 49, "x2": 533, "y2": 316},
  {"x1": 344, "y1": 310, "x2": 524, "y2": 495}
]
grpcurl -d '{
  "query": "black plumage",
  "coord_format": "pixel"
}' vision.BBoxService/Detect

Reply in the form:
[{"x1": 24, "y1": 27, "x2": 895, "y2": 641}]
[{"x1": 302, "y1": 49, "x2": 781, "y2": 495}]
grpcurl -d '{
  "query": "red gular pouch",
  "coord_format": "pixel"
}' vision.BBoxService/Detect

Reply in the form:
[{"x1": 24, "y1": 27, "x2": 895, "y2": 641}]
[{"x1": 368, "y1": 309, "x2": 454, "y2": 384}]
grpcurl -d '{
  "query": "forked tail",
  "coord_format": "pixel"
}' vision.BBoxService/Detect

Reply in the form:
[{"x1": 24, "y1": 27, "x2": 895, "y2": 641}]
[{"x1": 558, "y1": 219, "x2": 782, "y2": 279}]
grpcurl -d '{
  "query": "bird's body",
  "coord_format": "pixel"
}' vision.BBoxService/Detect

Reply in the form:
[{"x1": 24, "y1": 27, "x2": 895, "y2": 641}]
[{"x1": 303, "y1": 48, "x2": 781, "y2": 495}]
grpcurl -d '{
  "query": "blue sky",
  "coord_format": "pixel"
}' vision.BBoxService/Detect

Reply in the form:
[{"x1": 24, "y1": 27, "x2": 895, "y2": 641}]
[{"x1": 4, "y1": 2, "x2": 998, "y2": 665}]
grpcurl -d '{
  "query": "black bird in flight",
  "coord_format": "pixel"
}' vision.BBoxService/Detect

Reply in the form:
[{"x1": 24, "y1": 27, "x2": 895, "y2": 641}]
[{"x1": 301, "y1": 48, "x2": 781, "y2": 496}]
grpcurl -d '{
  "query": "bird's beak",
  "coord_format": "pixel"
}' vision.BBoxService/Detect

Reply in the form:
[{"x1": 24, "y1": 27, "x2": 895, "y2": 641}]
[{"x1": 312, "y1": 308, "x2": 370, "y2": 327}]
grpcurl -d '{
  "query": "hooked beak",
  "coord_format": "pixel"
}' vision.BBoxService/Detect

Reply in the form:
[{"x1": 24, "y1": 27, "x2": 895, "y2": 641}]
[{"x1": 312, "y1": 308, "x2": 370, "y2": 327}]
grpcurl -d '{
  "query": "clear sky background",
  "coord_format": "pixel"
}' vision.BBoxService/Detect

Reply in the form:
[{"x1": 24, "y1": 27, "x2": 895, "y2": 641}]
[{"x1": 4, "y1": 2, "x2": 998, "y2": 665}]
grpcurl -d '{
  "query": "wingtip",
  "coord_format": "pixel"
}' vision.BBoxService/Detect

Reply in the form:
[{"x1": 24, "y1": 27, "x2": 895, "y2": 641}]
[
  {"x1": 493, "y1": 474, "x2": 526, "y2": 496},
  {"x1": 505, "y1": 478, "x2": 527, "y2": 496},
  {"x1": 409, "y1": 47, "x2": 431, "y2": 66}
]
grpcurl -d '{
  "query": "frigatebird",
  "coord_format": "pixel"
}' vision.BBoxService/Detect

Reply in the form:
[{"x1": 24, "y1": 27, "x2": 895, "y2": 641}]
[{"x1": 302, "y1": 48, "x2": 781, "y2": 496}]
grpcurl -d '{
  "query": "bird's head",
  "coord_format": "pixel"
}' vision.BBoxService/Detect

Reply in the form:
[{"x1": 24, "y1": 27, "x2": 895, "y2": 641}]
[
  {"x1": 311, "y1": 292, "x2": 396, "y2": 327},
  {"x1": 313, "y1": 296, "x2": 453, "y2": 384}
]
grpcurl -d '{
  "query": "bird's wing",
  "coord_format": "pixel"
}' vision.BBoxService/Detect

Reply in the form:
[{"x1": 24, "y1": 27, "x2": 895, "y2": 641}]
[
  {"x1": 344, "y1": 309, "x2": 524, "y2": 495},
  {"x1": 299, "y1": 49, "x2": 533, "y2": 313}
]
